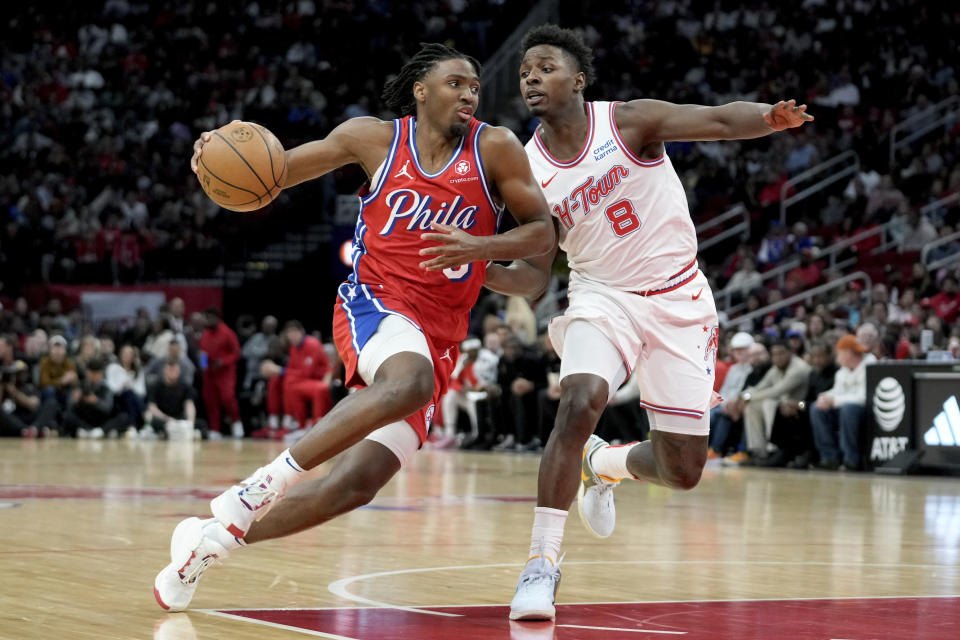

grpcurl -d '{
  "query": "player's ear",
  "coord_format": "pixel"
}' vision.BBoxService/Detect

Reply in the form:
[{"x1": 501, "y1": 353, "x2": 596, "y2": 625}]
[
  {"x1": 573, "y1": 71, "x2": 586, "y2": 93},
  {"x1": 413, "y1": 81, "x2": 427, "y2": 105}
]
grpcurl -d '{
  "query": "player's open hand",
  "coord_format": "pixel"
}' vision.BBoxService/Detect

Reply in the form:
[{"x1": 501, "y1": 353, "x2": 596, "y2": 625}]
[
  {"x1": 419, "y1": 222, "x2": 486, "y2": 271},
  {"x1": 190, "y1": 119, "x2": 241, "y2": 174},
  {"x1": 763, "y1": 99, "x2": 814, "y2": 131}
]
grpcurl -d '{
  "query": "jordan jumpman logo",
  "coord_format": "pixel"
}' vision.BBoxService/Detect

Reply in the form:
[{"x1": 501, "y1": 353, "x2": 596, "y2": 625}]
[{"x1": 394, "y1": 160, "x2": 414, "y2": 180}]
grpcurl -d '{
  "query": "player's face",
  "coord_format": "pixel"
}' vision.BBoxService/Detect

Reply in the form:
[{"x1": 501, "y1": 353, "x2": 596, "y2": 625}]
[
  {"x1": 416, "y1": 58, "x2": 479, "y2": 138},
  {"x1": 519, "y1": 45, "x2": 584, "y2": 117}
]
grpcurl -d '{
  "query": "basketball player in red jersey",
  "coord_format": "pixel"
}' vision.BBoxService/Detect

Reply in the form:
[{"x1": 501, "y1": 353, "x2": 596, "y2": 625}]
[
  {"x1": 501, "y1": 26, "x2": 814, "y2": 620},
  {"x1": 154, "y1": 43, "x2": 556, "y2": 611}
]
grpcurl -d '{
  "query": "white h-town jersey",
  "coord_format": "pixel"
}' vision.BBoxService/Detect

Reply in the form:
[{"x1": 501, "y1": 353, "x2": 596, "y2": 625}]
[{"x1": 524, "y1": 101, "x2": 698, "y2": 291}]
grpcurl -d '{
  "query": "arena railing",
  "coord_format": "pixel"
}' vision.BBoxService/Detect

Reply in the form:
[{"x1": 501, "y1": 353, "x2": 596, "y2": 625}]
[
  {"x1": 716, "y1": 222, "x2": 895, "y2": 315},
  {"x1": 779, "y1": 150, "x2": 860, "y2": 224},
  {"x1": 920, "y1": 191, "x2": 960, "y2": 219},
  {"x1": 922, "y1": 230, "x2": 960, "y2": 269},
  {"x1": 889, "y1": 95, "x2": 960, "y2": 168},
  {"x1": 722, "y1": 271, "x2": 872, "y2": 329},
  {"x1": 696, "y1": 203, "x2": 749, "y2": 252}
]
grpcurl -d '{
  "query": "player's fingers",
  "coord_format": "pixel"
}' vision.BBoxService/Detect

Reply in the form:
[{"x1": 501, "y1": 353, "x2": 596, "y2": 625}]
[
  {"x1": 418, "y1": 246, "x2": 452, "y2": 256},
  {"x1": 419, "y1": 258, "x2": 450, "y2": 270},
  {"x1": 420, "y1": 232, "x2": 453, "y2": 243},
  {"x1": 786, "y1": 98, "x2": 796, "y2": 107},
  {"x1": 429, "y1": 222, "x2": 458, "y2": 233}
]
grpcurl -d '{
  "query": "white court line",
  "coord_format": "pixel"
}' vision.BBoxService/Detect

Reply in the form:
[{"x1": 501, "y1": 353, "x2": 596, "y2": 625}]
[
  {"x1": 557, "y1": 624, "x2": 686, "y2": 635},
  {"x1": 200, "y1": 609, "x2": 360, "y2": 639},
  {"x1": 327, "y1": 559, "x2": 957, "y2": 616}
]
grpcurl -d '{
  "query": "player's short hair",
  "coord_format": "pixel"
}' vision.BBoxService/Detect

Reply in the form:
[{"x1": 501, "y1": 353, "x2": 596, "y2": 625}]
[
  {"x1": 382, "y1": 42, "x2": 482, "y2": 117},
  {"x1": 520, "y1": 24, "x2": 596, "y2": 87}
]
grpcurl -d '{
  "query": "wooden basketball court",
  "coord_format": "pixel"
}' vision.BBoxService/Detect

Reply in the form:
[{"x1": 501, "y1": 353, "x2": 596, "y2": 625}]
[{"x1": 2, "y1": 438, "x2": 959, "y2": 639}]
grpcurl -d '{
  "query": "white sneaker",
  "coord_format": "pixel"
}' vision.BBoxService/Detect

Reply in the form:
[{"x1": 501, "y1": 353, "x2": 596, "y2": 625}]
[
  {"x1": 154, "y1": 518, "x2": 228, "y2": 611},
  {"x1": 207, "y1": 430, "x2": 223, "y2": 441},
  {"x1": 210, "y1": 467, "x2": 283, "y2": 538},
  {"x1": 577, "y1": 434, "x2": 619, "y2": 539},
  {"x1": 231, "y1": 422, "x2": 245, "y2": 439},
  {"x1": 509, "y1": 556, "x2": 562, "y2": 621}
]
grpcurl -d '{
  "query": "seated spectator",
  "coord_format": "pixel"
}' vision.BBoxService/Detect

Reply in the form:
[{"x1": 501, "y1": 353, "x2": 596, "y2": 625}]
[
  {"x1": 810, "y1": 335, "x2": 871, "y2": 470},
  {"x1": 0, "y1": 359, "x2": 40, "y2": 437},
  {"x1": 779, "y1": 341, "x2": 838, "y2": 469},
  {"x1": 723, "y1": 257, "x2": 763, "y2": 302},
  {"x1": 38, "y1": 334, "x2": 79, "y2": 416},
  {"x1": 855, "y1": 322, "x2": 883, "y2": 360},
  {"x1": 757, "y1": 220, "x2": 790, "y2": 266},
  {"x1": 722, "y1": 342, "x2": 772, "y2": 465},
  {"x1": 784, "y1": 250, "x2": 823, "y2": 294},
  {"x1": 733, "y1": 340, "x2": 811, "y2": 466},
  {"x1": 491, "y1": 335, "x2": 547, "y2": 451},
  {"x1": 144, "y1": 340, "x2": 195, "y2": 387},
  {"x1": 709, "y1": 331, "x2": 754, "y2": 458},
  {"x1": 106, "y1": 344, "x2": 147, "y2": 432},
  {"x1": 62, "y1": 357, "x2": 124, "y2": 438},
  {"x1": 260, "y1": 320, "x2": 332, "y2": 437},
  {"x1": 927, "y1": 275, "x2": 960, "y2": 324},
  {"x1": 74, "y1": 335, "x2": 101, "y2": 376},
  {"x1": 145, "y1": 360, "x2": 205, "y2": 439},
  {"x1": 900, "y1": 210, "x2": 938, "y2": 251}
]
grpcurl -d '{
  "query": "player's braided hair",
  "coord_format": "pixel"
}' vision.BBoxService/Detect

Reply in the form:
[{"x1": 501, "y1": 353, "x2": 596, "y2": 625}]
[
  {"x1": 520, "y1": 24, "x2": 595, "y2": 87},
  {"x1": 381, "y1": 43, "x2": 482, "y2": 116}
]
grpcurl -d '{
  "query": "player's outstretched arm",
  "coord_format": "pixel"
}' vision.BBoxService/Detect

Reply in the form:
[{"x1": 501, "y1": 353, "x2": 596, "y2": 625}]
[
  {"x1": 189, "y1": 117, "x2": 394, "y2": 188},
  {"x1": 419, "y1": 126, "x2": 555, "y2": 272},
  {"x1": 617, "y1": 98, "x2": 814, "y2": 145}
]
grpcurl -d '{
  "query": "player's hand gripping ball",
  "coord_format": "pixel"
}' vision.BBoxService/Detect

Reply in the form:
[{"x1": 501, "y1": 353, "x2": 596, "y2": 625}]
[{"x1": 193, "y1": 121, "x2": 287, "y2": 212}]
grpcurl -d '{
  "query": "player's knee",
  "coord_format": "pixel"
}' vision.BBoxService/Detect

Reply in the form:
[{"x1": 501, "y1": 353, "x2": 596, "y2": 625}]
[
  {"x1": 558, "y1": 384, "x2": 606, "y2": 428},
  {"x1": 379, "y1": 369, "x2": 434, "y2": 416},
  {"x1": 662, "y1": 459, "x2": 705, "y2": 491},
  {"x1": 331, "y1": 466, "x2": 390, "y2": 511}
]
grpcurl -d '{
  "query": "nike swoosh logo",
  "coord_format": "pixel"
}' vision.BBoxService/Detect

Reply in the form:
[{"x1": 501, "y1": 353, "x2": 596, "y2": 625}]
[
  {"x1": 541, "y1": 172, "x2": 558, "y2": 188},
  {"x1": 692, "y1": 288, "x2": 703, "y2": 300}
]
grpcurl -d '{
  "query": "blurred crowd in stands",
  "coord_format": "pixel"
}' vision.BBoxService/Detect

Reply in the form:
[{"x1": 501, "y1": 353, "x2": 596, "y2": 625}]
[{"x1": 1, "y1": 2, "x2": 959, "y2": 468}]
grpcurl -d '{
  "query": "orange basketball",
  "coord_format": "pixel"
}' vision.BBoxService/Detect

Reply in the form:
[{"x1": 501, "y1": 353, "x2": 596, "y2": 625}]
[{"x1": 195, "y1": 121, "x2": 287, "y2": 212}]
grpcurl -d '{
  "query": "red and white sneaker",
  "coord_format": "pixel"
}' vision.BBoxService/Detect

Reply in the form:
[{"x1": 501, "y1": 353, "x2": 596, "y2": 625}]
[
  {"x1": 153, "y1": 518, "x2": 228, "y2": 611},
  {"x1": 210, "y1": 467, "x2": 283, "y2": 538}
]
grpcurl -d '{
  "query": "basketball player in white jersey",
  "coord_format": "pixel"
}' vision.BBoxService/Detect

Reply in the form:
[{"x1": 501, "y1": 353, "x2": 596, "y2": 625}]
[{"x1": 500, "y1": 25, "x2": 814, "y2": 620}]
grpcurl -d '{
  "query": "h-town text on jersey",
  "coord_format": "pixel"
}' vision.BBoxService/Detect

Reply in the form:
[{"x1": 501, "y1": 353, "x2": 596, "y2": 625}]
[
  {"x1": 552, "y1": 164, "x2": 630, "y2": 230},
  {"x1": 379, "y1": 190, "x2": 480, "y2": 236}
]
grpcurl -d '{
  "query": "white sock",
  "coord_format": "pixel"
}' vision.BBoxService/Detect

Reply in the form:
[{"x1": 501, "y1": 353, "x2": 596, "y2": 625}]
[
  {"x1": 268, "y1": 415, "x2": 279, "y2": 428},
  {"x1": 202, "y1": 518, "x2": 245, "y2": 550},
  {"x1": 259, "y1": 448, "x2": 308, "y2": 492},
  {"x1": 282, "y1": 414, "x2": 295, "y2": 429},
  {"x1": 527, "y1": 507, "x2": 567, "y2": 566},
  {"x1": 591, "y1": 442, "x2": 640, "y2": 481}
]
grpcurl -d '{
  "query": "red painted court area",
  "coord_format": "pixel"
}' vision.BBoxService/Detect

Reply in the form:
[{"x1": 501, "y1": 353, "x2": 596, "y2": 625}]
[{"x1": 221, "y1": 597, "x2": 960, "y2": 639}]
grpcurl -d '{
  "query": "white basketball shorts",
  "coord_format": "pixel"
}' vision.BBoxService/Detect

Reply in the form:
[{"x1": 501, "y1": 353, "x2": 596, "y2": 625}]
[{"x1": 549, "y1": 266, "x2": 718, "y2": 436}]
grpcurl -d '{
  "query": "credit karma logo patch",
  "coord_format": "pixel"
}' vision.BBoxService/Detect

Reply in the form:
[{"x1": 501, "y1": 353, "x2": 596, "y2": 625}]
[{"x1": 923, "y1": 395, "x2": 960, "y2": 446}]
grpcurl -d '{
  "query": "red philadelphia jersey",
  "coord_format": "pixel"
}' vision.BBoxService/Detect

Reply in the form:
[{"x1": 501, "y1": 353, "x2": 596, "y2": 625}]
[{"x1": 342, "y1": 116, "x2": 503, "y2": 344}]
